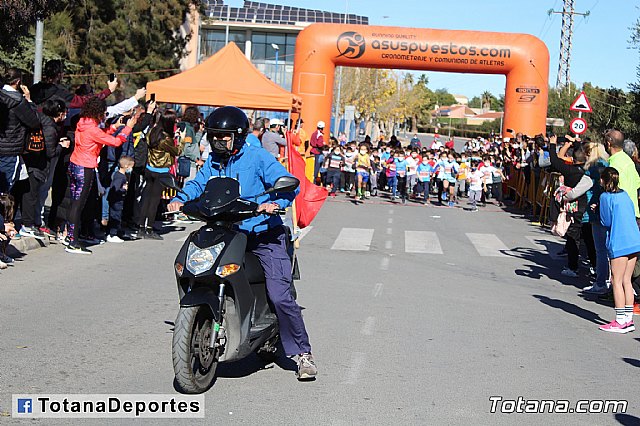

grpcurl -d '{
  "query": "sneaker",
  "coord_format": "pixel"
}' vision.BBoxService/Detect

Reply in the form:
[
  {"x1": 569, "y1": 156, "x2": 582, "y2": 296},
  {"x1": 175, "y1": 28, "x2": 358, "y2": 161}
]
[
  {"x1": 106, "y1": 235, "x2": 125, "y2": 244},
  {"x1": 297, "y1": 353, "x2": 317, "y2": 380},
  {"x1": 583, "y1": 284, "x2": 610, "y2": 295},
  {"x1": 589, "y1": 267, "x2": 596, "y2": 278},
  {"x1": 39, "y1": 226, "x2": 54, "y2": 237},
  {"x1": 599, "y1": 320, "x2": 634, "y2": 334},
  {"x1": 448, "y1": 201, "x2": 454, "y2": 208},
  {"x1": 65, "y1": 244, "x2": 92, "y2": 255},
  {"x1": 19, "y1": 226, "x2": 45, "y2": 240},
  {"x1": 79, "y1": 235, "x2": 104, "y2": 245},
  {"x1": 61, "y1": 236, "x2": 71, "y2": 246},
  {"x1": 143, "y1": 229, "x2": 163, "y2": 240},
  {"x1": 0, "y1": 260, "x2": 7, "y2": 269},
  {"x1": 174, "y1": 213, "x2": 193, "y2": 224},
  {"x1": 624, "y1": 321, "x2": 636, "y2": 332},
  {"x1": 0, "y1": 253, "x2": 14, "y2": 264},
  {"x1": 561, "y1": 267, "x2": 578, "y2": 278},
  {"x1": 471, "y1": 207, "x2": 479, "y2": 212}
]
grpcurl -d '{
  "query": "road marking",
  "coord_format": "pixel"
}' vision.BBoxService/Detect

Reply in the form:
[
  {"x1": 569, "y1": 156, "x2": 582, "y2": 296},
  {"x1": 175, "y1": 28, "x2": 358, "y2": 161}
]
[
  {"x1": 389, "y1": 209, "x2": 395, "y2": 215},
  {"x1": 176, "y1": 236, "x2": 188, "y2": 242},
  {"x1": 385, "y1": 240, "x2": 392, "y2": 250},
  {"x1": 373, "y1": 283, "x2": 384, "y2": 297},
  {"x1": 380, "y1": 257, "x2": 390, "y2": 271},
  {"x1": 466, "y1": 233, "x2": 509, "y2": 257},
  {"x1": 388, "y1": 217, "x2": 394, "y2": 224},
  {"x1": 344, "y1": 352, "x2": 366, "y2": 385},
  {"x1": 386, "y1": 227, "x2": 393, "y2": 235},
  {"x1": 361, "y1": 317, "x2": 376, "y2": 336},
  {"x1": 297, "y1": 226, "x2": 314, "y2": 242},
  {"x1": 405, "y1": 231, "x2": 443, "y2": 254},
  {"x1": 331, "y1": 228, "x2": 374, "y2": 251}
]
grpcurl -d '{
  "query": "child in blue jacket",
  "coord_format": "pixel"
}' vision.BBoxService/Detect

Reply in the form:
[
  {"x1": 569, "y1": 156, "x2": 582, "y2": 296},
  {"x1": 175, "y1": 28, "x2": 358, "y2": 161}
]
[{"x1": 598, "y1": 167, "x2": 640, "y2": 333}]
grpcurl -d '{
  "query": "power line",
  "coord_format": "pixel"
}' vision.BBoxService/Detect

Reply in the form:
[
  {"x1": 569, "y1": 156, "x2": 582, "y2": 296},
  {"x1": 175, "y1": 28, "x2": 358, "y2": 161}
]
[{"x1": 549, "y1": 0, "x2": 590, "y2": 88}]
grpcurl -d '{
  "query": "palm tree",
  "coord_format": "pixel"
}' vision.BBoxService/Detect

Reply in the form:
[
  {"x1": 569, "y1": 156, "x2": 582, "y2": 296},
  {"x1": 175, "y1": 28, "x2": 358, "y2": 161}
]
[{"x1": 481, "y1": 91, "x2": 493, "y2": 112}]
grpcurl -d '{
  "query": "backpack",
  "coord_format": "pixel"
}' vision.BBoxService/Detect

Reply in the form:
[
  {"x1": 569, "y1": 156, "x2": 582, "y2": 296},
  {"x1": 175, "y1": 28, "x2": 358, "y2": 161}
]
[
  {"x1": 133, "y1": 128, "x2": 149, "y2": 167},
  {"x1": 26, "y1": 129, "x2": 45, "y2": 153},
  {"x1": 551, "y1": 209, "x2": 573, "y2": 237}
]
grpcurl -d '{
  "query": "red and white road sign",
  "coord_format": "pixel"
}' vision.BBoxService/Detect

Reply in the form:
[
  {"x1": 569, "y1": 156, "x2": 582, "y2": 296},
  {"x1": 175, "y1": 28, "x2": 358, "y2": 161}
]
[
  {"x1": 570, "y1": 117, "x2": 588, "y2": 135},
  {"x1": 570, "y1": 91, "x2": 593, "y2": 113}
]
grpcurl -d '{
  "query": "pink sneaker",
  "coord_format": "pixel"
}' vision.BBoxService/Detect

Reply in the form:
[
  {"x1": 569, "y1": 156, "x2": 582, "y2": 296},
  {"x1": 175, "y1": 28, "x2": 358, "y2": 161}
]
[
  {"x1": 599, "y1": 320, "x2": 634, "y2": 334},
  {"x1": 624, "y1": 321, "x2": 635, "y2": 332}
]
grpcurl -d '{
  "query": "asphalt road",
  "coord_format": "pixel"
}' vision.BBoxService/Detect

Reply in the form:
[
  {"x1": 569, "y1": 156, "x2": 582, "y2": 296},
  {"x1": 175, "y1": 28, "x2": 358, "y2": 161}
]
[{"x1": 1, "y1": 195, "x2": 639, "y2": 425}]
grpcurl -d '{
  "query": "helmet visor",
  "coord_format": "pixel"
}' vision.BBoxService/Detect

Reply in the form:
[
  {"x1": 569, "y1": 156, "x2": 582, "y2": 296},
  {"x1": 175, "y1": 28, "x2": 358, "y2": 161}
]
[{"x1": 207, "y1": 129, "x2": 236, "y2": 144}]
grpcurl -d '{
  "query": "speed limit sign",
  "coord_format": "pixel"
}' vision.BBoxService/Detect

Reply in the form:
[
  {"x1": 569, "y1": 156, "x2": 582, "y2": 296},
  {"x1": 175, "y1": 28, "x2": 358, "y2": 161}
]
[{"x1": 570, "y1": 117, "x2": 588, "y2": 135}]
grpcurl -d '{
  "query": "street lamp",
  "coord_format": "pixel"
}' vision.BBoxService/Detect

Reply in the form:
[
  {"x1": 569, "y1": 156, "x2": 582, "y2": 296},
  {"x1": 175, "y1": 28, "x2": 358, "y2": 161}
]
[{"x1": 271, "y1": 43, "x2": 280, "y2": 86}]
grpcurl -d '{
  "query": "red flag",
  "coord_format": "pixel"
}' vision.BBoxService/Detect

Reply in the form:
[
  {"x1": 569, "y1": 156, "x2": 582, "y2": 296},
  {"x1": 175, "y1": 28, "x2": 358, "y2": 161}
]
[{"x1": 286, "y1": 132, "x2": 328, "y2": 228}]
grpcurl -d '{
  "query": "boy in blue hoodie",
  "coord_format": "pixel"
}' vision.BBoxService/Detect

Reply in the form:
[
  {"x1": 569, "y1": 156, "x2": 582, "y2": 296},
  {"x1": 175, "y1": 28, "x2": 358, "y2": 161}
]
[{"x1": 416, "y1": 156, "x2": 435, "y2": 205}]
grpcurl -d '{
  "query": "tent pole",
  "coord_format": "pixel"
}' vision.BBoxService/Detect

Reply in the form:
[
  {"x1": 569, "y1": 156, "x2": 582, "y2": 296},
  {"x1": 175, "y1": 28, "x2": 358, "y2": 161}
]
[{"x1": 286, "y1": 108, "x2": 301, "y2": 249}]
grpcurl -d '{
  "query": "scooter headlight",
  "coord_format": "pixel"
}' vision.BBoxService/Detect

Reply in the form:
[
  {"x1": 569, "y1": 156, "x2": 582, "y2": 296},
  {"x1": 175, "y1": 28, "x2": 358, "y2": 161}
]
[{"x1": 186, "y1": 242, "x2": 225, "y2": 275}]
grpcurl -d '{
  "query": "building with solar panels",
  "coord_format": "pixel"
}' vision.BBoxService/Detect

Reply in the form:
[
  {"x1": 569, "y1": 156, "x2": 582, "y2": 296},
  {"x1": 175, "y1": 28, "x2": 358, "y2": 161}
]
[{"x1": 183, "y1": 1, "x2": 369, "y2": 92}]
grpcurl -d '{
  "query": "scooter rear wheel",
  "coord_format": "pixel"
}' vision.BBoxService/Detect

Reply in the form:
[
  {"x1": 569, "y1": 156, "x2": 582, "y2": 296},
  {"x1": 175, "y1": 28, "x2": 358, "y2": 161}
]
[{"x1": 173, "y1": 305, "x2": 220, "y2": 394}]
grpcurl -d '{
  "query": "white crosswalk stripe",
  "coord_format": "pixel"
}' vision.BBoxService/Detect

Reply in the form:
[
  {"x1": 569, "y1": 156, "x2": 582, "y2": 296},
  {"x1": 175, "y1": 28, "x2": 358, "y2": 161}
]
[
  {"x1": 404, "y1": 231, "x2": 443, "y2": 254},
  {"x1": 466, "y1": 233, "x2": 509, "y2": 257},
  {"x1": 331, "y1": 228, "x2": 375, "y2": 251}
]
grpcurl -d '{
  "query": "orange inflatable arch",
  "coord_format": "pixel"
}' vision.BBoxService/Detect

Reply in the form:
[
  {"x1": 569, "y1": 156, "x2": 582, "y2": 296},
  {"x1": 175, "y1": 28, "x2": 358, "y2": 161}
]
[{"x1": 292, "y1": 24, "x2": 549, "y2": 138}]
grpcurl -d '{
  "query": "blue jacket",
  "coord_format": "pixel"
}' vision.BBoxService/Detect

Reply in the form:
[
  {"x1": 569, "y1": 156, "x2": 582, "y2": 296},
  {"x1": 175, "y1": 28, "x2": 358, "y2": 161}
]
[
  {"x1": 600, "y1": 190, "x2": 640, "y2": 259},
  {"x1": 245, "y1": 133, "x2": 262, "y2": 148},
  {"x1": 171, "y1": 143, "x2": 299, "y2": 234}
]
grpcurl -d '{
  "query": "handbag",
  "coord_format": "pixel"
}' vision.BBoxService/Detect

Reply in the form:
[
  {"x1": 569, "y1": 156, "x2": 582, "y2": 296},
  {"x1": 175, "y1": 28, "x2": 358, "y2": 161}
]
[
  {"x1": 27, "y1": 129, "x2": 45, "y2": 152},
  {"x1": 551, "y1": 209, "x2": 573, "y2": 237},
  {"x1": 176, "y1": 156, "x2": 191, "y2": 178}
]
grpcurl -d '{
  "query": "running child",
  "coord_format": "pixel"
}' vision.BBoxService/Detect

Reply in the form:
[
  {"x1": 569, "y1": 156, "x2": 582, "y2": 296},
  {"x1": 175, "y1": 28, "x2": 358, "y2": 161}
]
[
  {"x1": 416, "y1": 155, "x2": 435, "y2": 205},
  {"x1": 467, "y1": 160, "x2": 486, "y2": 212},
  {"x1": 355, "y1": 144, "x2": 372, "y2": 200},
  {"x1": 324, "y1": 146, "x2": 345, "y2": 197}
]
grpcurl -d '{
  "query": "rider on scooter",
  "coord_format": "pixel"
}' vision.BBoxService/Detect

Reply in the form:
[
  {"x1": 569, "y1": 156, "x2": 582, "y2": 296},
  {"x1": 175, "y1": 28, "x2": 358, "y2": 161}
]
[{"x1": 167, "y1": 106, "x2": 317, "y2": 380}]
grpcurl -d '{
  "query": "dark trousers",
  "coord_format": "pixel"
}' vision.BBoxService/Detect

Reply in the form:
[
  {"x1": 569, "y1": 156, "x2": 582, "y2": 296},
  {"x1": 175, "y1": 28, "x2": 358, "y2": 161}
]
[
  {"x1": 108, "y1": 200, "x2": 124, "y2": 236},
  {"x1": 313, "y1": 154, "x2": 323, "y2": 182},
  {"x1": 21, "y1": 171, "x2": 45, "y2": 227},
  {"x1": 124, "y1": 166, "x2": 145, "y2": 226},
  {"x1": 48, "y1": 158, "x2": 69, "y2": 230},
  {"x1": 67, "y1": 163, "x2": 96, "y2": 243},
  {"x1": 137, "y1": 169, "x2": 165, "y2": 228},
  {"x1": 491, "y1": 181, "x2": 503, "y2": 202},
  {"x1": 436, "y1": 178, "x2": 444, "y2": 201},
  {"x1": 247, "y1": 226, "x2": 311, "y2": 357},
  {"x1": 397, "y1": 176, "x2": 407, "y2": 198},
  {"x1": 327, "y1": 169, "x2": 341, "y2": 194},
  {"x1": 417, "y1": 181, "x2": 430, "y2": 202},
  {"x1": 566, "y1": 216, "x2": 583, "y2": 271},
  {"x1": 581, "y1": 222, "x2": 597, "y2": 268},
  {"x1": 0, "y1": 155, "x2": 19, "y2": 194}
]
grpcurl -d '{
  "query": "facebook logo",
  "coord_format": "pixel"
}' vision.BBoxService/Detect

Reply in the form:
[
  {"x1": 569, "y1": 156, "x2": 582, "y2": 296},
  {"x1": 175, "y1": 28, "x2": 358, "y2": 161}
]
[{"x1": 17, "y1": 398, "x2": 32, "y2": 413}]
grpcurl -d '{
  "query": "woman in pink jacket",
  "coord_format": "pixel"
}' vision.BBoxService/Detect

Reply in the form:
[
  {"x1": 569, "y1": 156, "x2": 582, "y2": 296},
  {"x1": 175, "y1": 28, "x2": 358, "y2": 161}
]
[{"x1": 66, "y1": 97, "x2": 135, "y2": 255}]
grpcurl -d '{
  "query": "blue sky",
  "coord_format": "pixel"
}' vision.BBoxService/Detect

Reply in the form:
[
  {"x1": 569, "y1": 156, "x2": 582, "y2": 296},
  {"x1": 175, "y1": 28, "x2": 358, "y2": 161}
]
[{"x1": 229, "y1": 0, "x2": 639, "y2": 99}]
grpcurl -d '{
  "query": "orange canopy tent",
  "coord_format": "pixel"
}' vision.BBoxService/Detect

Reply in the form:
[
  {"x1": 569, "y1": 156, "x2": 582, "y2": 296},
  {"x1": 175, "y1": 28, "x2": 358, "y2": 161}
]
[{"x1": 146, "y1": 42, "x2": 301, "y2": 112}]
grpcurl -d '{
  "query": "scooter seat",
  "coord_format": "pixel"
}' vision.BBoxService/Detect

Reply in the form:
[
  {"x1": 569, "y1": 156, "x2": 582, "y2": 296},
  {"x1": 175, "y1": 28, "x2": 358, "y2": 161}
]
[{"x1": 244, "y1": 253, "x2": 265, "y2": 284}]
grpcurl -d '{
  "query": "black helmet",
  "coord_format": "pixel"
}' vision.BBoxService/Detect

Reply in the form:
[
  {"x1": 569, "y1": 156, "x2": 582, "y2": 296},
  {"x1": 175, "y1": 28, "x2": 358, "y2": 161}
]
[
  {"x1": 205, "y1": 106, "x2": 250, "y2": 156},
  {"x1": 206, "y1": 106, "x2": 249, "y2": 136}
]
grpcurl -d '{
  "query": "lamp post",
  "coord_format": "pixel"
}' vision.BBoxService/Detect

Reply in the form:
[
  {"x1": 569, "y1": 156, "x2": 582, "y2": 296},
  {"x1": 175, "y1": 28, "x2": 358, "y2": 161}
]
[{"x1": 271, "y1": 43, "x2": 280, "y2": 86}]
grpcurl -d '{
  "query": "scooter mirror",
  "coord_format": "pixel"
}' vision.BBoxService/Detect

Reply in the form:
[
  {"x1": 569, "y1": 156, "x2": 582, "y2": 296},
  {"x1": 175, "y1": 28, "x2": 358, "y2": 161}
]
[{"x1": 271, "y1": 176, "x2": 300, "y2": 193}]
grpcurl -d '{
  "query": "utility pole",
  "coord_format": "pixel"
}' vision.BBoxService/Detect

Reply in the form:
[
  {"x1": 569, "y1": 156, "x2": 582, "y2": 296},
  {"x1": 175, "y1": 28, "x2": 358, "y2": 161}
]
[
  {"x1": 33, "y1": 19, "x2": 44, "y2": 84},
  {"x1": 549, "y1": 1, "x2": 590, "y2": 88}
]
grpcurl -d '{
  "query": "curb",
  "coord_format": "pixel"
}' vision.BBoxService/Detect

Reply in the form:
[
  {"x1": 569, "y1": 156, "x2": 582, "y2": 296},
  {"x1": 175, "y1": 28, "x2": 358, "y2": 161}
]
[{"x1": 8, "y1": 236, "x2": 51, "y2": 255}]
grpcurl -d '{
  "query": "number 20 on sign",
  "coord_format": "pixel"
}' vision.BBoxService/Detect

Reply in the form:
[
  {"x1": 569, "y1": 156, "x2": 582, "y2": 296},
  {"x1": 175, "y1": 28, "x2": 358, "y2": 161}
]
[{"x1": 570, "y1": 117, "x2": 588, "y2": 135}]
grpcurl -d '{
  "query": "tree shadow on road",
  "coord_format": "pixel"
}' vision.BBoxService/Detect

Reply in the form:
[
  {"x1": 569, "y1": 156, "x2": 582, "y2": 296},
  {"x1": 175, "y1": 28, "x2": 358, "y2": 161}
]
[
  {"x1": 615, "y1": 413, "x2": 640, "y2": 425},
  {"x1": 533, "y1": 294, "x2": 608, "y2": 325},
  {"x1": 502, "y1": 242, "x2": 586, "y2": 289}
]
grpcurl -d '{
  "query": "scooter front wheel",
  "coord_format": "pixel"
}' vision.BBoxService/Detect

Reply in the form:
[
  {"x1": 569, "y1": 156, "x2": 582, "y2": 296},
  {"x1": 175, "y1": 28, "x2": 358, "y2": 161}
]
[{"x1": 172, "y1": 305, "x2": 220, "y2": 394}]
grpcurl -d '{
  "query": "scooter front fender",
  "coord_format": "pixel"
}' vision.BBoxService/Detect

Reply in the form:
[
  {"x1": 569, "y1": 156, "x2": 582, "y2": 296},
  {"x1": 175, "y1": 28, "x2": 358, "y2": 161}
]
[{"x1": 179, "y1": 286, "x2": 222, "y2": 322}]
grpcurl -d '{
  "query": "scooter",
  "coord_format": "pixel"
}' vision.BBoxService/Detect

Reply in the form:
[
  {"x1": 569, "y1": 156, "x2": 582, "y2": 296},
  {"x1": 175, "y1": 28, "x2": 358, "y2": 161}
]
[{"x1": 164, "y1": 175, "x2": 300, "y2": 394}]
